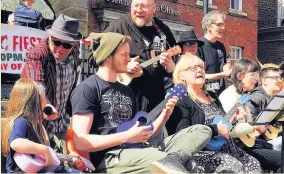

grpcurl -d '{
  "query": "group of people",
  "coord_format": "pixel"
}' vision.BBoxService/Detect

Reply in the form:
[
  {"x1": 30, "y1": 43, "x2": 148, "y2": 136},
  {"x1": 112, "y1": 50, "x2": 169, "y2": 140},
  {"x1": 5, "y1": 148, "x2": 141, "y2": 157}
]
[{"x1": 2, "y1": 0, "x2": 284, "y2": 173}]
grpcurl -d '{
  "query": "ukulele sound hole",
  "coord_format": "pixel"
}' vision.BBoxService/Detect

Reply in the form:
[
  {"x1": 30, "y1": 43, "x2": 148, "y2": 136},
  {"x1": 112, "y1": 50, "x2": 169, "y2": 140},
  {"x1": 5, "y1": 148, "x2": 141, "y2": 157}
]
[{"x1": 138, "y1": 117, "x2": 147, "y2": 126}]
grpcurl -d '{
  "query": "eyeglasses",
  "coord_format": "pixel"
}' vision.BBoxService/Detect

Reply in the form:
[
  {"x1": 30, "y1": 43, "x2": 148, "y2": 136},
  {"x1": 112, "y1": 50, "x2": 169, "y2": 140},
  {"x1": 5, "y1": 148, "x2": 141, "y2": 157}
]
[
  {"x1": 131, "y1": 3, "x2": 155, "y2": 11},
  {"x1": 184, "y1": 64, "x2": 204, "y2": 72},
  {"x1": 265, "y1": 76, "x2": 283, "y2": 81},
  {"x1": 51, "y1": 39, "x2": 73, "y2": 49},
  {"x1": 212, "y1": 22, "x2": 225, "y2": 27}
]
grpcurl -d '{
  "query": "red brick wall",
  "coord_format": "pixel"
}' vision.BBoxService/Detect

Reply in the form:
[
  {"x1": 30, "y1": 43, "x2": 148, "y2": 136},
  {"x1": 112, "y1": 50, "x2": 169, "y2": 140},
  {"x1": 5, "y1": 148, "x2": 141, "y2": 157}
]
[{"x1": 88, "y1": 0, "x2": 257, "y2": 60}]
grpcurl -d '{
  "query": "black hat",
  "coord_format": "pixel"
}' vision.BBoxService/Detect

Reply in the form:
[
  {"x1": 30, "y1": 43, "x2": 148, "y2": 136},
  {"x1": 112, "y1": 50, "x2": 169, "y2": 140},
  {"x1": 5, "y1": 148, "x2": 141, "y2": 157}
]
[
  {"x1": 46, "y1": 14, "x2": 81, "y2": 41},
  {"x1": 178, "y1": 30, "x2": 204, "y2": 47}
]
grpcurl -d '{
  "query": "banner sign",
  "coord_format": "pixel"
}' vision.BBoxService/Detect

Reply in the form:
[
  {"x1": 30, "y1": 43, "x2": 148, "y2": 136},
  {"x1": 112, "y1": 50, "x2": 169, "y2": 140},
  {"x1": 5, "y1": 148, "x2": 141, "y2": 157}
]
[
  {"x1": 1, "y1": 24, "x2": 48, "y2": 74},
  {"x1": 1, "y1": 0, "x2": 54, "y2": 20}
]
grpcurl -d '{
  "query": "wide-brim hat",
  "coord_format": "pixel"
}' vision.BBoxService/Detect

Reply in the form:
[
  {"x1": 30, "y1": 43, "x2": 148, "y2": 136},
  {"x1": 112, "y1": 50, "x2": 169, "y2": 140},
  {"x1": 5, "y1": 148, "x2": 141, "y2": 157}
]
[
  {"x1": 178, "y1": 30, "x2": 204, "y2": 47},
  {"x1": 46, "y1": 14, "x2": 82, "y2": 41}
]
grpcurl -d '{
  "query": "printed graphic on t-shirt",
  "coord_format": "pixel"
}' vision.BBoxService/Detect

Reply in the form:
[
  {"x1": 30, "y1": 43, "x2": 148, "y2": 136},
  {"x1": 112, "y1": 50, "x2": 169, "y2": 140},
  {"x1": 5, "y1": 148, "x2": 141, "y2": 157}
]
[
  {"x1": 103, "y1": 89, "x2": 133, "y2": 127},
  {"x1": 153, "y1": 35, "x2": 167, "y2": 51},
  {"x1": 217, "y1": 49, "x2": 224, "y2": 60}
]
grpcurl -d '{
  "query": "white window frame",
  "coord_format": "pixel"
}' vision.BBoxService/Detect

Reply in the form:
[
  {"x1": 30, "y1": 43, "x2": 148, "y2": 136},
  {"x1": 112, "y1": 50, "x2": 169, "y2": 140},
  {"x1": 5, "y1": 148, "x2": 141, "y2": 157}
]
[
  {"x1": 230, "y1": 0, "x2": 242, "y2": 11},
  {"x1": 278, "y1": 0, "x2": 284, "y2": 26},
  {"x1": 229, "y1": 46, "x2": 242, "y2": 60},
  {"x1": 197, "y1": 0, "x2": 213, "y2": 5}
]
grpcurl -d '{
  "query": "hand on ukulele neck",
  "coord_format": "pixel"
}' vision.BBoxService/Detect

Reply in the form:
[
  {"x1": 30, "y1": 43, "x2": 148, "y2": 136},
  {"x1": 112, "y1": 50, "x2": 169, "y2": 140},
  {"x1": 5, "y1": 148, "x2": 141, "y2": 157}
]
[{"x1": 230, "y1": 107, "x2": 249, "y2": 123}]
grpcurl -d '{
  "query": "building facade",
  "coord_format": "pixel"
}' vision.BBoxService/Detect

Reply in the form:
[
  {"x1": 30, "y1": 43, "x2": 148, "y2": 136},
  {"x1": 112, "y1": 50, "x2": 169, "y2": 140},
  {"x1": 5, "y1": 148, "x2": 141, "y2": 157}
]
[
  {"x1": 50, "y1": 0, "x2": 258, "y2": 61},
  {"x1": 258, "y1": 0, "x2": 284, "y2": 64}
]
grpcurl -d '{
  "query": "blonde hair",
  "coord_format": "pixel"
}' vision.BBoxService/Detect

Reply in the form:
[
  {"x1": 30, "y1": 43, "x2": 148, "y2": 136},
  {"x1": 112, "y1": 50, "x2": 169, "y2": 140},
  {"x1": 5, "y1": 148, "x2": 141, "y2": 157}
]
[
  {"x1": 1, "y1": 78, "x2": 48, "y2": 156},
  {"x1": 202, "y1": 10, "x2": 226, "y2": 33},
  {"x1": 173, "y1": 54, "x2": 204, "y2": 86}
]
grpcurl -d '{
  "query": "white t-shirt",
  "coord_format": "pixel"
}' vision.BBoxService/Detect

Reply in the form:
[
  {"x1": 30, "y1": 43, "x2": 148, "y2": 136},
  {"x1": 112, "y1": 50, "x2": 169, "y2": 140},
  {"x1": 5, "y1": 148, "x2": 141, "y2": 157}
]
[{"x1": 219, "y1": 85, "x2": 240, "y2": 113}]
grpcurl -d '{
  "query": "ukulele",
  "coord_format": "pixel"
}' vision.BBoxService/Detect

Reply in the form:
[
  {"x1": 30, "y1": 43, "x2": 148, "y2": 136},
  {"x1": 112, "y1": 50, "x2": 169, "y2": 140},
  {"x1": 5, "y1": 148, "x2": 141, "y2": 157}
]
[
  {"x1": 116, "y1": 84, "x2": 187, "y2": 148},
  {"x1": 117, "y1": 45, "x2": 182, "y2": 85},
  {"x1": 13, "y1": 147, "x2": 95, "y2": 173},
  {"x1": 239, "y1": 90, "x2": 284, "y2": 147},
  {"x1": 66, "y1": 118, "x2": 95, "y2": 172},
  {"x1": 205, "y1": 94, "x2": 252, "y2": 151}
]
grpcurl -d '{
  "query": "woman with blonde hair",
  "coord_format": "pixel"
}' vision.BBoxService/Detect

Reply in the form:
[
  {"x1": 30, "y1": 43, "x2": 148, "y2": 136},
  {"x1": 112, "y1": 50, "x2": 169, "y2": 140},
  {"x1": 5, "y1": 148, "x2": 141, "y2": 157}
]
[
  {"x1": 166, "y1": 54, "x2": 261, "y2": 173},
  {"x1": 1, "y1": 78, "x2": 53, "y2": 173}
]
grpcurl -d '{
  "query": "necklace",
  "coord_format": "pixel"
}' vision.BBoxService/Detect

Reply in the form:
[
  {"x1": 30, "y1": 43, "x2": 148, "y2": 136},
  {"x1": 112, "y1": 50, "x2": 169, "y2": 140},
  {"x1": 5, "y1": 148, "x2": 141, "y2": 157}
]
[{"x1": 188, "y1": 89, "x2": 211, "y2": 103}]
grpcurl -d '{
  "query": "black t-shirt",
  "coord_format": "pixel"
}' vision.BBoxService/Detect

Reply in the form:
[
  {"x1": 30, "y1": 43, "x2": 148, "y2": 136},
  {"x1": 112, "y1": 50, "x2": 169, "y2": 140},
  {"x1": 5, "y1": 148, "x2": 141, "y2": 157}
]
[
  {"x1": 197, "y1": 37, "x2": 227, "y2": 95},
  {"x1": 71, "y1": 74, "x2": 136, "y2": 168},
  {"x1": 104, "y1": 14, "x2": 176, "y2": 112}
]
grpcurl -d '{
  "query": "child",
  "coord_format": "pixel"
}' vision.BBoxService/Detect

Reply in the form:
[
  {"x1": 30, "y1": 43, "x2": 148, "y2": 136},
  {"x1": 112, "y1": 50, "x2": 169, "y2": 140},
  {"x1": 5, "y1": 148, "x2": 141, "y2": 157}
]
[{"x1": 1, "y1": 78, "x2": 52, "y2": 173}]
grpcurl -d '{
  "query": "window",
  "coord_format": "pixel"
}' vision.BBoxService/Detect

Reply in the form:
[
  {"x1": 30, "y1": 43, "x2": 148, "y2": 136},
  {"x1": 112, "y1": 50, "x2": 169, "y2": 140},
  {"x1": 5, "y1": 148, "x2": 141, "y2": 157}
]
[
  {"x1": 229, "y1": 46, "x2": 242, "y2": 60},
  {"x1": 230, "y1": 0, "x2": 242, "y2": 11},
  {"x1": 197, "y1": 0, "x2": 212, "y2": 5},
  {"x1": 278, "y1": 0, "x2": 284, "y2": 26}
]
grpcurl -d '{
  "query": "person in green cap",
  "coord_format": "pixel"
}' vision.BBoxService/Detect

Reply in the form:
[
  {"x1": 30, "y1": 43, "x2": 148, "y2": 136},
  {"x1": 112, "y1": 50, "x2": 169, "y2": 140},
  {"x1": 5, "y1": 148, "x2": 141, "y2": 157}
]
[{"x1": 70, "y1": 32, "x2": 212, "y2": 173}]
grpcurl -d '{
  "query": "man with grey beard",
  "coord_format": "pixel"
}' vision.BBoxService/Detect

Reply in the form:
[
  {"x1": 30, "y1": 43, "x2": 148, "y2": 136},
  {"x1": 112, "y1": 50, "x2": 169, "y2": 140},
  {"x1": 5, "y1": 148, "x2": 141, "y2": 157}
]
[{"x1": 105, "y1": 0, "x2": 177, "y2": 114}]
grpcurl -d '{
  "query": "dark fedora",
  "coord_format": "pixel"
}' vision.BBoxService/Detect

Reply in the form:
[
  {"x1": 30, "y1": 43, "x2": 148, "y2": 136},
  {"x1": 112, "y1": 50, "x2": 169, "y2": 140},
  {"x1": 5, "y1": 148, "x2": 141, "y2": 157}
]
[
  {"x1": 178, "y1": 30, "x2": 204, "y2": 47},
  {"x1": 46, "y1": 14, "x2": 81, "y2": 41}
]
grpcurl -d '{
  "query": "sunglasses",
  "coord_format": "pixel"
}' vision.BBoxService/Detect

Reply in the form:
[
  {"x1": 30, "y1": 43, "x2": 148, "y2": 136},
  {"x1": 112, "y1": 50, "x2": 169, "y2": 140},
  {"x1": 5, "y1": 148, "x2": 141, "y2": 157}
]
[{"x1": 51, "y1": 39, "x2": 73, "y2": 49}]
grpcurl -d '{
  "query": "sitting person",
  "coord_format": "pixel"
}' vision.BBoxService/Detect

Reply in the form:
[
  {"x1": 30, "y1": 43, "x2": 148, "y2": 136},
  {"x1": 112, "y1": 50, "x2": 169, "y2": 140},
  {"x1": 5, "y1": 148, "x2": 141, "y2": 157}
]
[
  {"x1": 219, "y1": 58, "x2": 260, "y2": 113},
  {"x1": 167, "y1": 54, "x2": 261, "y2": 173},
  {"x1": 70, "y1": 32, "x2": 213, "y2": 173},
  {"x1": 14, "y1": 0, "x2": 42, "y2": 29},
  {"x1": 220, "y1": 60, "x2": 282, "y2": 173},
  {"x1": 1, "y1": 78, "x2": 80, "y2": 173},
  {"x1": 248, "y1": 66, "x2": 283, "y2": 120}
]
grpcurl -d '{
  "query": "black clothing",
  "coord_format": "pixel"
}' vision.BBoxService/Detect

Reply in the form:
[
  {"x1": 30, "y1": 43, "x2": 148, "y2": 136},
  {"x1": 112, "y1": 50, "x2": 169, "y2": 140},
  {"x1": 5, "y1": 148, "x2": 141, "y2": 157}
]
[
  {"x1": 247, "y1": 86, "x2": 271, "y2": 119},
  {"x1": 71, "y1": 74, "x2": 136, "y2": 168},
  {"x1": 197, "y1": 37, "x2": 227, "y2": 95},
  {"x1": 166, "y1": 91, "x2": 220, "y2": 136},
  {"x1": 167, "y1": 92, "x2": 261, "y2": 173},
  {"x1": 104, "y1": 14, "x2": 176, "y2": 112}
]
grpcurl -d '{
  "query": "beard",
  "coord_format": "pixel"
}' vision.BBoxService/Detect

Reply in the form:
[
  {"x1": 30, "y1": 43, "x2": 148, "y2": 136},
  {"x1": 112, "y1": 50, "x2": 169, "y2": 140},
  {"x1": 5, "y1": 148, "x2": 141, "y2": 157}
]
[{"x1": 131, "y1": 13, "x2": 152, "y2": 27}]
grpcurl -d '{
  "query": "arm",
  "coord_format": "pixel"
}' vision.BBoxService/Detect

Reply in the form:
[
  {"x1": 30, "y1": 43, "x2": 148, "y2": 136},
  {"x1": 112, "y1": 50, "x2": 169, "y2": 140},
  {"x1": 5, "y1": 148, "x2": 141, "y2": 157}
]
[
  {"x1": 72, "y1": 113, "x2": 132, "y2": 153},
  {"x1": 247, "y1": 93, "x2": 266, "y2": 119},
  {"x1": 72, "y1": 113, "x2": 153, "y2": 153},
  {"x1": 21, "y1": 42, "x2": 50, "y2": 105},
  {"x1": 71, "y1": 84, "x2": 152, "y2": 153},
  {"x1": 205, "y1": 71, "x2": 230, "y2": 81},
  {"x1": 10, "y1": 138, "x2": 49, "y2": 155},
  {"x1": 197, "y1": 48, "x2": 228, "y2": 81},
  {"x1": 151, "y1": 97, "x2": 178, "y2": 136},
  {"x1": 9, "y1": 118, "x2": 53, "y2": 165}
]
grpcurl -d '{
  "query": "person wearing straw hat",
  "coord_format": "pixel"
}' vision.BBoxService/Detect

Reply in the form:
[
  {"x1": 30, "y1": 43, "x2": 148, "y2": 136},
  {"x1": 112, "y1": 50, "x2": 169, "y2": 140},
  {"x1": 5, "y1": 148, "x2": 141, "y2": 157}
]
[
  {"x1": 70, "y1": 32, "x2": 212, "y2": 173},
  {"x1": 21, "y1": 14, "x2": 82, "y2": 153},
  {"x1": 177, "y1": 29, "x2": 204, "y2": 55}
]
